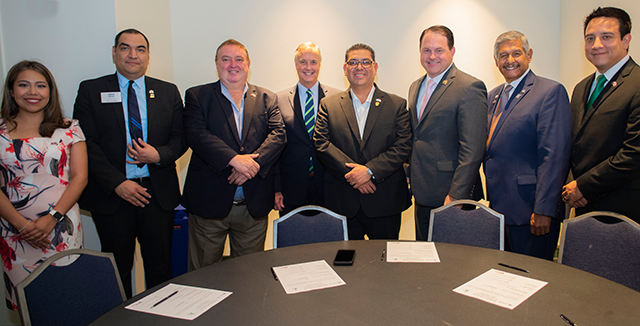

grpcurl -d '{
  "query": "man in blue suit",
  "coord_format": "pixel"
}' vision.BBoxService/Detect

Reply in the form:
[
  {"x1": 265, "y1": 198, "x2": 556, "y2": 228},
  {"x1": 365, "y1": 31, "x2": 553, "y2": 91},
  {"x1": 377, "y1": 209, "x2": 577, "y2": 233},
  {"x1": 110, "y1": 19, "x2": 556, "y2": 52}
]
[{"x1": 484, "y1": 31, "x2": 571, "y2": 260}]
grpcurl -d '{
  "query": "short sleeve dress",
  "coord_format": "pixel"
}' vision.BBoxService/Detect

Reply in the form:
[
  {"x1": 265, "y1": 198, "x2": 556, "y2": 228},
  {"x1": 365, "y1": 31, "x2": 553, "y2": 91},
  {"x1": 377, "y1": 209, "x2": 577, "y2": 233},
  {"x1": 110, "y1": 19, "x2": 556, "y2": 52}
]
[{"x1": 0, "y1": 119, "x2": 85, "y2": 309}]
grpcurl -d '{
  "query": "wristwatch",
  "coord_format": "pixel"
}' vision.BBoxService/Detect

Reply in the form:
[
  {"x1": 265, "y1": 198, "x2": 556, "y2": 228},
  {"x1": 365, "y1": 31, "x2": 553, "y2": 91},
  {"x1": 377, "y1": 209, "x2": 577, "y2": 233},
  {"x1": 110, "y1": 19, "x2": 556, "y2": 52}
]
[
  {"x1": 48, "y1": 209, "x2": 65, "y2": 223},
  {"x1": 367, "y1": 168, "x2": 375, "y2": 180}
]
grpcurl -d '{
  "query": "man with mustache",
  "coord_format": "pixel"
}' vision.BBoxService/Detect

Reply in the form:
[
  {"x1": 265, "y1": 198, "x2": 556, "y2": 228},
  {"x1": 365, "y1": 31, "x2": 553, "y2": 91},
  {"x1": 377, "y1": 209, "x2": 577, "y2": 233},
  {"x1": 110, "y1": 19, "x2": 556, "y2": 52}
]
[{"x1": 485, "y1": 30, "x2": 571, "y2": 259}]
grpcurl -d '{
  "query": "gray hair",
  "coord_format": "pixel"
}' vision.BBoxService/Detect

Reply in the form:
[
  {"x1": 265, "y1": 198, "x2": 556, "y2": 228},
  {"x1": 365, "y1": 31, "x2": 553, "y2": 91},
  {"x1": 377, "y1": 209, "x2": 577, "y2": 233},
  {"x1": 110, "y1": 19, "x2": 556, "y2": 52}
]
[
  {"x1": 494, "y1": 30, "x2": 530, "y2": 59},
  {"x1": 295, "y1": 42, "x2": 322, "y2": 62}
]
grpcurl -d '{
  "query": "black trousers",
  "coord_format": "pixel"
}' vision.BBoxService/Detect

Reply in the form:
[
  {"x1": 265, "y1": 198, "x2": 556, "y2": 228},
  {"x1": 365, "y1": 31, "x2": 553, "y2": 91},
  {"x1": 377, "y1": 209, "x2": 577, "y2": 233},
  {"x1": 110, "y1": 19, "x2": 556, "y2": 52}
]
[
  {"x1": 92, "y1": 179, "x2": 174, "y2": 298},
  {"x1": 347, "y1": 207, "x2": 401, "y2": 240}
]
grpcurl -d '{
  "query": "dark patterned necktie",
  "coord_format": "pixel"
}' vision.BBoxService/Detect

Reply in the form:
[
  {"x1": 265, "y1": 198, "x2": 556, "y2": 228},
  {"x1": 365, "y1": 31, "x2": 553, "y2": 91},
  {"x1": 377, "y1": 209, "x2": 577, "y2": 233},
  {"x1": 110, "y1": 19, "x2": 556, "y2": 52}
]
[
  {"x1": 586, "y1": 74, "x2": 607, "y2": 112},
  {"x1": 304, "y1": 89, "x2": 315, "y2": 173},
  {"x1": 128, "y1": 80, "x2": 145, "y2": 167}
]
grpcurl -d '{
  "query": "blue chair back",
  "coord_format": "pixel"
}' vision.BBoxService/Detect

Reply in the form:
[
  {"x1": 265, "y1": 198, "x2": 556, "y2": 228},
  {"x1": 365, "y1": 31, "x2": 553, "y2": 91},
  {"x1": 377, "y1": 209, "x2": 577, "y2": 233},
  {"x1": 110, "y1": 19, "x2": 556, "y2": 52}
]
[
  {"x1": 428, "y1": 200, "x2": 504, "y2": 250},
  {"x1": 273, "y1": 205, "x2": 348, "y2": 248},
  {"x1": 16, "y1": 249, "x2": 126, "y2": 326},
  {"x1": 558, "y1": 211, "x2": 640, "y2": 292}
]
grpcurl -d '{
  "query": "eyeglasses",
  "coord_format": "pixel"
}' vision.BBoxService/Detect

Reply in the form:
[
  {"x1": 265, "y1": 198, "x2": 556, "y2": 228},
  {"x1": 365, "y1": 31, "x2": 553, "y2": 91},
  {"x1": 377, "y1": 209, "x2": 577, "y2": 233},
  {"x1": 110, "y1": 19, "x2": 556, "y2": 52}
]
[{"x1": 346, "y1": 59, "x2": 374, "y2": 68}]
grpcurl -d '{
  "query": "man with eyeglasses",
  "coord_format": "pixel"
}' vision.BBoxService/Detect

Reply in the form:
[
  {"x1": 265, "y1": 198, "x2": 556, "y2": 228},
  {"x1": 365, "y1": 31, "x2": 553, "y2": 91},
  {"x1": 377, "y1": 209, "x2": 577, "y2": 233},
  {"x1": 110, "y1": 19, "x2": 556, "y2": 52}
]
[
  {"x1": 314, "y1": 43, "x2": 412, "y2": 240},
  {"x1": 273, "y1": 42, "x2": 339, "y2": 216},
  {"x1": 407, "y1": 25, "x2": 487, "y2": 241}
]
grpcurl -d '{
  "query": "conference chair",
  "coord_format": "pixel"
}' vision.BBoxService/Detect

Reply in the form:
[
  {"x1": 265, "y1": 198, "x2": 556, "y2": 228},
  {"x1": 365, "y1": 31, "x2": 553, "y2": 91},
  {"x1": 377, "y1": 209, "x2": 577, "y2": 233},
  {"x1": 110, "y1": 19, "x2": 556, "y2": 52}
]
[
  {"x1": 16, "y1": 249, "x2": 126, "y2": 326},
  {"x1": 427, "y1": 200, "x2": 505, "y2": 250},
  {"x1": 558, "y1": 211, "x2": 640, "y2": 292},
  {"x1": 273, "y1": 205, "x2": 348, "y2": 249}
]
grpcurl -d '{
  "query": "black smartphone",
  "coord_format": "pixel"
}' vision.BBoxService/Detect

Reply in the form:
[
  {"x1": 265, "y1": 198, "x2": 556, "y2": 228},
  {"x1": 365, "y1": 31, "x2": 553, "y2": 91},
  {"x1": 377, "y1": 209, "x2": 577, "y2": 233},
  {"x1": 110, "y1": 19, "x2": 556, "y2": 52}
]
[{"x1": 333, "y1": 249, "x2": 356, "y2": 266}]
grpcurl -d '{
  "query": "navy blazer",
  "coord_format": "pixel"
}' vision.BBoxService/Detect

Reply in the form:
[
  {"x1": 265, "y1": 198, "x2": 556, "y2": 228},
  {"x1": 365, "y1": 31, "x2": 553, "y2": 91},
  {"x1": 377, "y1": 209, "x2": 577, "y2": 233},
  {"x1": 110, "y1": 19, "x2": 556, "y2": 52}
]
[
  {"x1": 484, "y1": 71, "x2": 571, "y2": 226},
  {"x1": 73, "y1": 73, "x2": 186, "y2": 214},
  {"x1": 274, "y1": 83, "x2": 339, "y2": 210},
  {"x1": 181, "y1": 81, "x2": 286, "y2": 218}
]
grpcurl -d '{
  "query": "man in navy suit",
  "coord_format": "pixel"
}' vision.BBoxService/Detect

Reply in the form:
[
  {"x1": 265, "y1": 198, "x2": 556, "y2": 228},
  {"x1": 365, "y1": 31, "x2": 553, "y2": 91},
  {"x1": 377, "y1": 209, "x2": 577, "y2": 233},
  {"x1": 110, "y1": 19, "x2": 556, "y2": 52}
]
[
  {"x1": 74, "y1": 29, "x2": 187, "y2": 297},
  {"x1": 563, "y1": 7, "x2": 640, "y2": 224},
  {"x1": 484, "y1": 31, "x2": 571, "y2": 260},
  {"x1": 274, "y1": 42, "x2": 339, "y2": 216},
  {"x1": 182, "y1": 39, "x2": 285, "y2": 269}
]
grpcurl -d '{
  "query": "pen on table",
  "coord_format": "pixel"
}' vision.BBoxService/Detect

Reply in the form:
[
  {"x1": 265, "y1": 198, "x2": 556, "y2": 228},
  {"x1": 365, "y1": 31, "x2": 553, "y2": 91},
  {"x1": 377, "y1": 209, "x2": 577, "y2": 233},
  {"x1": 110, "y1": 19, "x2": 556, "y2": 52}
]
[
  {"x1": 498, "y1": 263, "x2": 530, "y2": 273},
  {"x1": 560, "y1": 314, "x2": 577, "y2": 326},
  {"x1": 271, "y1": 267, "x2": 278, "y2": 281},
  {"x1": 381, "y1": 249, "x2": 386, "y2": 261},
  {"x1": 151, "y1": 290, "x2": 178, "y2": 308}
]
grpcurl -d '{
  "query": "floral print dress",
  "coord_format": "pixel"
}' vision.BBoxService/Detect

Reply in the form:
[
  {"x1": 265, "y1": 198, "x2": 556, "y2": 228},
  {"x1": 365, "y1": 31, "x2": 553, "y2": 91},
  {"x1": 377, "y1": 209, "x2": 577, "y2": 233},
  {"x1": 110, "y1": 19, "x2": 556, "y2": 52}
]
[{"x1": 0, "y1": 119, "x2": 84, "y2": 309}]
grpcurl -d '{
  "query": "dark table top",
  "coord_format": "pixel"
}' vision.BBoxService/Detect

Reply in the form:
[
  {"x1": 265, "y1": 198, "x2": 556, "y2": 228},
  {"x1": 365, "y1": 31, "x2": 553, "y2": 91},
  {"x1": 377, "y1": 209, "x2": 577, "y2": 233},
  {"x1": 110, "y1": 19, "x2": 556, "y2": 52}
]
[{"x1": 92, "y1": 240, "x2": 640, "y2": 325}]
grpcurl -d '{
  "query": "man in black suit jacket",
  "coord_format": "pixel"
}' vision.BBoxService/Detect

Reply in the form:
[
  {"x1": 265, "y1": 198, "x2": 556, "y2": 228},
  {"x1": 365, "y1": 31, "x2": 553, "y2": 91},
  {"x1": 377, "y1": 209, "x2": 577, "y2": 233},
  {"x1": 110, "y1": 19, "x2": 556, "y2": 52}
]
[
  {"x1": 73, "y1": 29, "x2": 186, "y2": 297},
  {"x1": 563, "y1": 7, "x2": 640, "y2": 223},
  {"x1": 315, "y1": 43, "x2": 412, "y2": 240},
  {"x1": 182, "y1": 39, "x2": 285, "y2": 269},
  {"x1": 274, "y1": 42, "x2": 339, "y2": 216}
]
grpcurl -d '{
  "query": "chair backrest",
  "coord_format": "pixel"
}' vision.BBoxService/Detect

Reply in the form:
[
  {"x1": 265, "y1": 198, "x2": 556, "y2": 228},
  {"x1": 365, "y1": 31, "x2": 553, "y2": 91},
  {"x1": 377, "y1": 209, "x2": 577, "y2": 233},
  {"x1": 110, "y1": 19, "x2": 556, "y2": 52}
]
[
  {"x1": 16, "y1": 249, "x2": 126, "y2": 326},
  {"x1": 558, "y1": 211, "x2": 640, "y2": 292},
  {"x1": 273, "y1": 205, "x2": 348, "y2": 249},
  {"x1": 428, "y1": 200, "x2": 504, "y2": 250}
]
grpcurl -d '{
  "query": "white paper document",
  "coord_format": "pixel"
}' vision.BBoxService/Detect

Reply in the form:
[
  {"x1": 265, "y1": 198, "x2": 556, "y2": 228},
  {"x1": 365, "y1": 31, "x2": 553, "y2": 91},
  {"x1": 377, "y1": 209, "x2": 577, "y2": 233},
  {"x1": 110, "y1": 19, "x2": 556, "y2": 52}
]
[
  {"x1": 453, "y1": 268, "x2": 548, "y2": 310},
  {"x1": 125, "y1": 283, "x2": 232, "y2": 320},
  {"x1": 272, "y1": 260, "x2": 346, "y2": 294},
  {"x1": 386, "y1": 241, "x2": 441, "y2": 263}
]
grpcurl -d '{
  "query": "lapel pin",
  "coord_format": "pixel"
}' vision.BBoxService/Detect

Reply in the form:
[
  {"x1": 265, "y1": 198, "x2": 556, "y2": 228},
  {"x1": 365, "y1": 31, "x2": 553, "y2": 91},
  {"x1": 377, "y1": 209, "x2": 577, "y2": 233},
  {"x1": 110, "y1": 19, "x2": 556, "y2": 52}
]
[
  {"x1": 251, "y1": 93, "x2": 256, "y2": 97},
  {"x1": 375, "y1": 99, "x2": 381, "y2": 106},
  {"x1": 149, "y1": 90, "x2": 155, "y2": 99},
  {"x1": 492, "y1": 100, "x2": 497, "y2": 104},
  {"x1": 516, "y1": 94, "x2": 522, "y2": 99},
  {"x1": 442, "y1": 80, "x2": 448, "y2": 85},
  {"x1": 612, "y1": 81, "x2": 618, "y2": 87}
]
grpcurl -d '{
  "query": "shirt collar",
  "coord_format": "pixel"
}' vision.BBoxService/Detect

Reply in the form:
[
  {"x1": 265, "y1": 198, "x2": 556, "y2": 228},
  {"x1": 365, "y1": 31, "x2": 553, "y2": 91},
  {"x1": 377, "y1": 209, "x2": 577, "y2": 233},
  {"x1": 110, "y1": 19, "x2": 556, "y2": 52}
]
[
  {"x1": 596, "y1": 54, "x2": 630, "y2": 81},
  {"x1": 505, "y1": 68, "x2": 530, "y2": 93},
  {"x1": 116, "y1": 71, "x2": 145, "y2": 89},
  {"x1": 350, "y1": 85, "x2": 376, "y2": 106},
  {"x1": 426, "y1": 62, "x2": 454, "y2": 85},
  {"x1": 220, "y1": 81, "x2": 249, "y2": 107},
  {"x1": 297, "y1": 81, "x2": 319, "y2": 96}
]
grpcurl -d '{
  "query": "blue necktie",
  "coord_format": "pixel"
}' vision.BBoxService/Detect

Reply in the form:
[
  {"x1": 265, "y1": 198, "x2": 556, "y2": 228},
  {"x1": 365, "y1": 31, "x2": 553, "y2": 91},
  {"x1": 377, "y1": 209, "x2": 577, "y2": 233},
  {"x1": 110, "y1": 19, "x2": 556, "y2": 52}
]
[
  {"x1": 304, "y1": 89, "x2": 315, "y2": 173},
  {"x1": 128, "y1": 80, "x2": 145, "y2": 167}
]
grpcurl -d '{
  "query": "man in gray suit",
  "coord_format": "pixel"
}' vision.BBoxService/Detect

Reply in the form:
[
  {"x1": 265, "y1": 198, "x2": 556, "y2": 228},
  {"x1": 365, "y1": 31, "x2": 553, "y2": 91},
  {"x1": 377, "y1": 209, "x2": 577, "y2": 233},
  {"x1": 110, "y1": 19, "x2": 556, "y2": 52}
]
[
  {"x1": 407, "y1": 25, "x2": 487, "y2": 241},
  {"x1": 274, "y1": 42, "x2": 339, "y2": 216}
]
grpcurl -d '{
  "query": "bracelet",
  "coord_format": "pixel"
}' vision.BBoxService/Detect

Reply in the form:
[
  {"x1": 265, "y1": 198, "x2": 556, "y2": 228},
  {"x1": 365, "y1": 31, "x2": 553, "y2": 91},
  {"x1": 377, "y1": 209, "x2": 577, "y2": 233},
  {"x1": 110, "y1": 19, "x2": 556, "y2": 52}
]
[{"x1": 18, "y1": 221, "x2": 31, "y2": 233}]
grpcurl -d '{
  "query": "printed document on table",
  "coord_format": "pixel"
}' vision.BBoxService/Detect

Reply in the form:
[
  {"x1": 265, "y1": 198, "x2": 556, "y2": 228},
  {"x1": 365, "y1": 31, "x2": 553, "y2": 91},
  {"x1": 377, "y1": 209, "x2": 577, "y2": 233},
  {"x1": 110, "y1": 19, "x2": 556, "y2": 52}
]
[
  {"x1": 125, "y1": 283, "x2": 232, "y2": 320},
  {"x1": 386, "y1": 241, "x2": 440, "y2": 263},
  {"x1": 453, "y1": 268, "x2": 548, "y2": 310},
  {"x1": 273, "y1": 260, "x2": 346, "y2": 294}
]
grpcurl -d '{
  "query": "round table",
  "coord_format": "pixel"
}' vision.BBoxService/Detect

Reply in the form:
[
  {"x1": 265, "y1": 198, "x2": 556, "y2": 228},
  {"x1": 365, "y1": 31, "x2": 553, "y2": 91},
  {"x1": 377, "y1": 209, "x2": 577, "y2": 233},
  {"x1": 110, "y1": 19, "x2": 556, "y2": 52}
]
[{"x1": 92, "y1": 240, "x2": 640, "y2": 325}]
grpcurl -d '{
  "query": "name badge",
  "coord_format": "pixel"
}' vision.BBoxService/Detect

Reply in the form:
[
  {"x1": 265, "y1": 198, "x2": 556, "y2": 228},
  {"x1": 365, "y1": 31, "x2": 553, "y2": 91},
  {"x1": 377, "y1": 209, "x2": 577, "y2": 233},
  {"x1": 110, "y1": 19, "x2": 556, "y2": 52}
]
[{"x1": 101, "y1": 92, "x2": 122, "y2": 103}]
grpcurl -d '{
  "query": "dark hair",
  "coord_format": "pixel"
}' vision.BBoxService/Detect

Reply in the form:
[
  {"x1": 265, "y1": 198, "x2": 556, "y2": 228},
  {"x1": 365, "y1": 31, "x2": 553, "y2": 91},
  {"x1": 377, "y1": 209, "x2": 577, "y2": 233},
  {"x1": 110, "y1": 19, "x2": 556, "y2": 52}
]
[
  {"x1": 345, "y1": 43, "x2": 375, "y2": 62},
  {"x1": 215, "y1": 39, "x2": 250, "y2": 63},
  {"x1": 1, "y1": 61, "x2": 70, "y2": 137},
  {"x1": 419, "y1": 25, "x2": 455, "y2": 50},
  {"x1": 114, "y1": 28, "x2": 150, "y2": 50},
  {"x1": 584, "y1": 7, "x2": 632, "y2": 38}
]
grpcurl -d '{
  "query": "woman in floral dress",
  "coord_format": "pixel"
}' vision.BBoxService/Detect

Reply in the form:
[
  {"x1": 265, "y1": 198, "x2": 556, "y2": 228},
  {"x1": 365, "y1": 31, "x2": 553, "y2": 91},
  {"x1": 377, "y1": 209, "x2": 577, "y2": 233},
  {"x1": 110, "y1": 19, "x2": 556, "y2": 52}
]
[{"x1": 0, "y1": 60, "x2": 88, "y2": 309}]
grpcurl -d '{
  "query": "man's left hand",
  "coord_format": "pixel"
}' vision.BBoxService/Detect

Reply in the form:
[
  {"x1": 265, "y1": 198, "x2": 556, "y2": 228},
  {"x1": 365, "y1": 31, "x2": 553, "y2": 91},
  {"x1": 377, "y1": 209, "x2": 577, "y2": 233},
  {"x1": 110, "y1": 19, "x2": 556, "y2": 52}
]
[
  {"x1": 530, "y1": 213, "x2": 551, "y2": 236},
  {"x1": 345, "y1": 163, "x2": 372, "y2": 188},
  {"x1": 127, "y1": 138, "x2": 160, "y2": 164},
  {"x1": 562, "y1": 181, "x2": 588, "y2": 208}
]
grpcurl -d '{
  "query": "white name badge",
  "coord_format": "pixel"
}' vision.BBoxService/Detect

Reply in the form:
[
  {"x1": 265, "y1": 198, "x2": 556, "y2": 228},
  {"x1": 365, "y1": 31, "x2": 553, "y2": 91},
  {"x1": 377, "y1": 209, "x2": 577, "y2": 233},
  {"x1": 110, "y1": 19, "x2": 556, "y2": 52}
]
[{"x1": 101, "y1": 92, "x2": 122, "y2": 103}]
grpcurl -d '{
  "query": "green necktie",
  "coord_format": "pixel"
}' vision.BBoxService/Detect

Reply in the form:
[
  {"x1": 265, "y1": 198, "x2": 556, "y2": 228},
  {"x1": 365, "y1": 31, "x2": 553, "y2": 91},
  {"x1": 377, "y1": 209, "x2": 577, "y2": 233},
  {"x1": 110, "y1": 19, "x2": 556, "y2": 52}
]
[{"x1": 586, "y1": 74, "x2": 608, "y2": 112}]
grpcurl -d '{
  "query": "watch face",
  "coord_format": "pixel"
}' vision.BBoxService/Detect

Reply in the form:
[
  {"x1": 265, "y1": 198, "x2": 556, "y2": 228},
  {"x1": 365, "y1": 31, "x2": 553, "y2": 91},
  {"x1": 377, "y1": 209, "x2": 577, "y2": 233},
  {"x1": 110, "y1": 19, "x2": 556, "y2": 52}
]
[{"x1": 52, "y1": 212, "x2": 64, "y2": 222}]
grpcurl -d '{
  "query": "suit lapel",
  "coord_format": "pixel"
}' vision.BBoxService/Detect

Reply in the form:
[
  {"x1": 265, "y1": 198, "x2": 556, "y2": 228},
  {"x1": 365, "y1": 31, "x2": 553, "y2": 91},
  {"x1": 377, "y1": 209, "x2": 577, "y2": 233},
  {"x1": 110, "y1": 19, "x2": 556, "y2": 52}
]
[
  {"x1": 408, "y1": 75, "x2": 425, "y2": 130},
  {"x1": 144, "y1": 76, "x2": 155, "y2": 142},
  {"x1": 340, "y1": 91, "x2": 362, "y2": 146},
  {"x1": 420, "y1": 64, "x2": 457, "y2": 125},
  {"x1": 487, "y1": 71, "x2": 535, "y2": 150},
  {"x1": 361, "y1": 87, "x2": 384, "y2": 148},
  {"x1": 241, "y1": 85, "x2": 258, "y2": 145},
  {"x1": 212, "y1": 81, "x2": 241, "y2": 145},
  {"x1": 107, "y1": 74, "x2": 127, "y2": 139},
  {"x1": 578, "y1": 59, "x2": 635, "y2": 134}
]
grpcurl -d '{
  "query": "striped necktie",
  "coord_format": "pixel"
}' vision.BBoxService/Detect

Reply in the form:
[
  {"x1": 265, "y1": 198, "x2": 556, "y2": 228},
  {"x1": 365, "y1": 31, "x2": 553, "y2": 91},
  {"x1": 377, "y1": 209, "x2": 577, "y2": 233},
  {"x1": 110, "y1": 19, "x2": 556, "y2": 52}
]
[
  {"x1": 128, "y1": 80, "x2": 145, "y2": 167},
  {"x1": 304, "y1": 89, "x2": 315, "y2": 173}
]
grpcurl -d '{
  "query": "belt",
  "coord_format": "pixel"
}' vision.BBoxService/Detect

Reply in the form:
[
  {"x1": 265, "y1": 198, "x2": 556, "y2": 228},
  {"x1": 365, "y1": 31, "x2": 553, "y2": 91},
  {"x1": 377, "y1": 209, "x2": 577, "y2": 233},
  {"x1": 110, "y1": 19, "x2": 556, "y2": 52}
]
[
  {"x1": 128, "y1": 177, "x2": 151, "y2": 184},
  {"x1": 233, "y1": 200, "x2": 247, "y2": 206}
]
